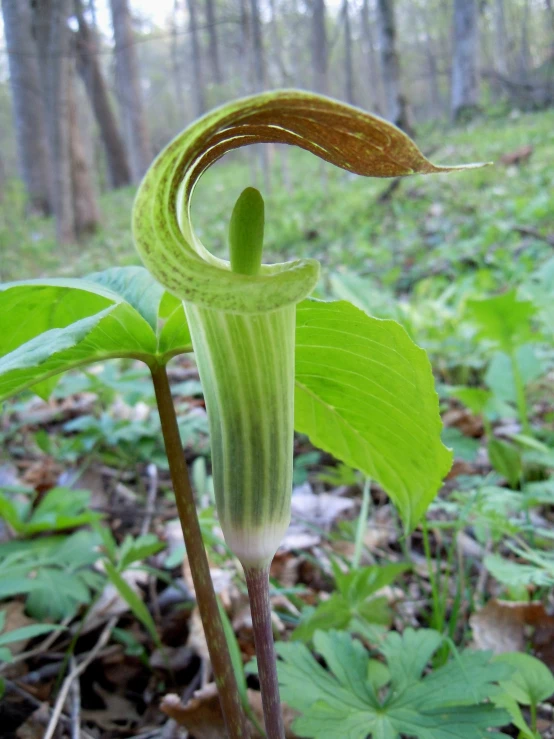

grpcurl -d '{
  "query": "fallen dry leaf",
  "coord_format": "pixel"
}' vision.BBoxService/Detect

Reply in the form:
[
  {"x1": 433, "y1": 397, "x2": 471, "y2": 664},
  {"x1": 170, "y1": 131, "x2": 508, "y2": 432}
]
[
  {"x1": 161, "y1": 683, "x2": 299, "y2": 738},
  {"x1": 471, "y1": 598, "x2": 554, "y2": 656}
]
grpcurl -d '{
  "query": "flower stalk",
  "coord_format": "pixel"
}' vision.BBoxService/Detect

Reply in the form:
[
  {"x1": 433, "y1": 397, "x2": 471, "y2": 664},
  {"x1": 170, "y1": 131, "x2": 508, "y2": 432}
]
[{"x1": 150, "y1": 363, "x2": 249, "y2": 738}]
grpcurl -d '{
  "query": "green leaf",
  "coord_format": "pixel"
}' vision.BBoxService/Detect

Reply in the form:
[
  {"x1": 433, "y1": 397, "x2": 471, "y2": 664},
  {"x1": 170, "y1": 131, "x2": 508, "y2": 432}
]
[
  {"x1": 467, "y1": 290, "x2": 536, "y2": 353},
  {"x1": 0, "y1": 269, "x2": 194, "y2": 402},
  {"x1": 495, "y1": 652, "x2": 554, "y2": 706},
  {"x1": 104, "y1": 561, "x2": 161, "y2": 648},
  {"x1": 295, "y1": 300, "x2": 452, "y2": 530},
  {"x1": 0, "y1": 623, "x2": 63, "y2": 648},
  {"x1": 117, "y1": 534, "x2": 165, "y2": 571},
  {"x1": 278, "y1": 628, "x2": 511, "y2": 739},
  {"x1": 484, "y1": 552, "x2": 554, "y2": 588},
  {"x1": 487, "y1": 439, "x2": 522, "y2": 488},
  {"x1": 86, "y1": 266, "x2": 164, "y2": 331}
]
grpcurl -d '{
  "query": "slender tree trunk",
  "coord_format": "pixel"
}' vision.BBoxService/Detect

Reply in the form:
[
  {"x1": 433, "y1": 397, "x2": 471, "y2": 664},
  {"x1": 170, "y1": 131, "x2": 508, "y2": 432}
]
[
  {"x1": 187, "y1": 0, "x2": 206, "y2": 116},
  {"x1": 376, "y1": 0, "x2": 404, "y2": 127},
  {"x1": 68, "y1": 75, "x2": 101, "y2": 234},
  {"x1": 494, "y1": 0, "x2": 509, "y2": 78},
  {"x1": 342, "y1": 0, "x2": 355, "y2": 105},
  {"x1": 249, "y1": 0, "x2": 265, "y2": 90},
  {"x1": 170, "y1": 0, "x2": 187, "y2": 122},
  {"x1": 361, "y1": 0, "x2": 383, "y2": 113},
  {"x1": 2, "y1": 0, "x2": 51, "y2": 214},
  {"x1": 74, "y1": 0, "x2": 131, "y2": 188},
  {"x1": 311, "y1": 0, "x2": 328, "y2": 94},
  {"x1": 519, "y1": 0, "x2": 531, "y2": 84},
  {"x1": 450, "y1": 0, "x2": 480, "y2": 121},
  {"x1": 110, "y1": 0, "x2": 152, "y2": 182},
  {"x1": 33, "y1": 0, "x2": 76, "y2": 243},
  {"x1": 204, "y1": 0, "x2": 222, "y2": 84}
]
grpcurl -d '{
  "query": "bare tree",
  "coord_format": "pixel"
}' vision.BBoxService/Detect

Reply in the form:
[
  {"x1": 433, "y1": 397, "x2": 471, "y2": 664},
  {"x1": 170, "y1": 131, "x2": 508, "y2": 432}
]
[
  {"x1": 361, "y1": 0, "x2": 383, "y2": 113},
  {"x1": 2, "y1": 0, "x2": 51, "y2": 214},
  {"x1": 68, "y1": 76, "x2": 101, "y2": 233},
  {"x1": 342, "y1": 0, "x2": 355, "y2": 104},
  {"x1": 204, "y1": 0, "x2": 223, "y2": 84},
  {"x1": 249, "y1": 0, "x2": 265, "y2": 90},
  {"x1": 451, "y1": 0, "x2": 480, "y2": 120},
  {"x1": 311, "y1": 0, "x2": 328, "y2": 94},
  {"x1": 376, "y1": 0, "x2": 404, "y2": 127},
  {"x1": 187, "y1": 0, "x2": 206, "y2": 116},
  {"x1": 33, "y1": 0, "x2": 76, "y2": 242},
  {"x1": 110, "y1": 0, "x2": 152, "y2": 182},
  {"x1": 74, "y1": 0, "x2": 131, "y2": 188},
  {"x1": 170, "y1": 0, "x2": 187, "y2": 122},
  {"x1": 494, "y1": 0, "x2": 509, "y2": 79}
]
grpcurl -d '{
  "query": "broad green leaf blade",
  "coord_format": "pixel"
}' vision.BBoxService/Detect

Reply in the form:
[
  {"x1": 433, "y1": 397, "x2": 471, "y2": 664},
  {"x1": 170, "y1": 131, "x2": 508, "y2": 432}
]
[
  {"x1": 0, "y1": 299, "x2": 156, "y2": 401},
  {"x1": 157, "y1": 293, "x2": 193, "y2": 357},
  {"x1": 295, "y1": 300, "x2": 452, "y2": 530},
  {"x1": 0, "y1": 269, "x2": 194, "y2": 402},
  {"x1": 87, "y1": 266, "x2": 164, "y2": 331},
  {"x1": 495, "y1": 652, "x2": 554, "y2": 706},
  {"x1": 133, "y1": 90, "x2": 482, "y2": 316}
]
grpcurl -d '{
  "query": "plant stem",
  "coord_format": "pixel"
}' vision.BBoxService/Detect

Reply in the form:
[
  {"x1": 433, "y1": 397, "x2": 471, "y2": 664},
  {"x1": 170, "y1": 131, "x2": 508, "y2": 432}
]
[
  {"x1": 150, "y1": 364, "x2": 249, "y2": 739},
  {"x1": 245, "y1": 565, "x2": 285, "y2": 739},
  {"x1": 510, "y1": 351, "x2": 531, "y2": 436},
  {"x1": 352, "y1": 477, "x2": 371, "y2": 570}
]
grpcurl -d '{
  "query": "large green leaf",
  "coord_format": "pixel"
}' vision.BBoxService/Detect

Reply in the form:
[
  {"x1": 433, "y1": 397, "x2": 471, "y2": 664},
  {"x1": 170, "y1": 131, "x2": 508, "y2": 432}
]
[
  {"x1": 277, "y1": 628, "x2": 511, "y2": 739},
  {"x1": 295, "y1": 300, "x2": 452, "y2": 530},
  {"x1": 0, "y1": 268, "x2": 193, "y2": 402}
]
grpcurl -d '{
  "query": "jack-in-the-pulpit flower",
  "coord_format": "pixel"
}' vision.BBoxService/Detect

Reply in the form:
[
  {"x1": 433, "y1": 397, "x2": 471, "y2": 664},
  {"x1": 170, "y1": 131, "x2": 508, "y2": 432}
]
[{"x1": 132, "y1": 90, "x2": 474, "y2": 570}]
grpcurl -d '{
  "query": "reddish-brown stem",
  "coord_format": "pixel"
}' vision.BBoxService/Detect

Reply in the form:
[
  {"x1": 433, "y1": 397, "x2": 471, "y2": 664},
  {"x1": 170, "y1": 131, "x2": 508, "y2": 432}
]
[
  {"x1": 151, "y1": 364, "x2": 249, "y2": 739},
  {"x1": 245, "y1": 565, "x2": 285, "y2": 739}
]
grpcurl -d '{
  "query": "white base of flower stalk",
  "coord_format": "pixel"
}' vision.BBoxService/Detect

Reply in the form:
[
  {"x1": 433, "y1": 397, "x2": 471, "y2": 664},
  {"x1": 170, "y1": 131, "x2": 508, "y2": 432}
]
[{"x1": 223, "y1": 518, "x2": 290, "y2": 569}]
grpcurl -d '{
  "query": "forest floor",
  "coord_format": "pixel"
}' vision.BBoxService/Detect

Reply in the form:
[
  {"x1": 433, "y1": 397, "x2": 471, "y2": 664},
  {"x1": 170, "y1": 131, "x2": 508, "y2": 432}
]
[{"x1": 1, "y1": 107, "x2": 554, "y2": 738}]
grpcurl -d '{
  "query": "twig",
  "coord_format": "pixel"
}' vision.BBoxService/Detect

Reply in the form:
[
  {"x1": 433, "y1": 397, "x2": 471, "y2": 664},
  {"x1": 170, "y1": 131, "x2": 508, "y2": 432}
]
[
  {"x1": 151, "y1": 364, "x2": 249, "y2": 738},
  {"x1": 69, "y1": 657, "x2": 81, "y2": 739},
  {"x1": 43, "y1": 616, "x2": 117, "y2": 739},
  {"x1": 141, "y1": 462, "x2": 159, "y2": 536}
]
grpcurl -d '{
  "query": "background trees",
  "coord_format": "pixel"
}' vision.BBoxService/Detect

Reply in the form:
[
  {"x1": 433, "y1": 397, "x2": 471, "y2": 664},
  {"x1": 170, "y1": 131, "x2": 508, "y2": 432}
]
[{"x1": 0, "y1": 0, "x2": 553, "y2": 237}]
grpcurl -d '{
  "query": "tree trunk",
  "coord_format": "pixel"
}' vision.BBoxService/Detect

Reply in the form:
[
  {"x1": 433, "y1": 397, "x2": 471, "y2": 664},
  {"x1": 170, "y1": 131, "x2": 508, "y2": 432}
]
[
  {"x1": 204, "y1": 0, "x2": 222, "y2": 84},
  {"x1": 110, "y1": 0, "x2": 152, "y2": 182},
  {"x1": 2, "y1": 0, "x2": 51, "y2": 214},
  {"x1": 519, "y1": 0, "x2": 531, "y2": 84},
  {"x1": 33, "y1": 0, "x2": 76, "y2": 243},
  {"x1": 361, "y1": 0, "x2": 383, "y2": 113},
  {"x1": 494, "y1": 0, "x2": 509, "y2": 78},
  {"x1": 187, "y1": 0, "x2": 206, "y2": 116},
  {"x1": 170, "y1": 0, "x2": 187, "y2": 122},
  {"x1": 450, "y1": 0, "x2": 480, "y2": 121},
  {"x1": 342, "y1": 0, "x2": 355, "y2": 105},
  {"x1": 68, "y1": 75, "x2": 101, "y2": 234},
  {"x1": 376, "y1": 0, "x2": 404, "y2": 128},
  {"x1": 311, "y1": 0, "x2": 328, "y2": 94},
  {"x1": 249, "y1": 0, "x2": 265, "y2": 91},
  {"x1": 74, "y1": 0, "x2": 131, "y2": 189}
]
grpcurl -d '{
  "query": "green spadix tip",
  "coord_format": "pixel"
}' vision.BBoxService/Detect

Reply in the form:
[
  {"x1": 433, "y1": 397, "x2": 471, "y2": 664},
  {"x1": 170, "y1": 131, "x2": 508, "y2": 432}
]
[{"x1": 229, "y1": 187, "x2": 265, "y2": 276}]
